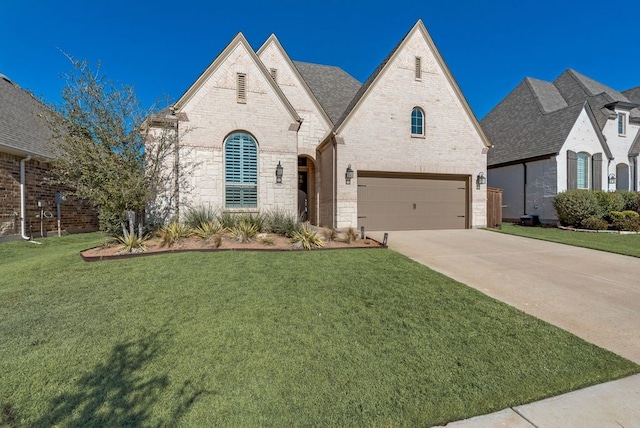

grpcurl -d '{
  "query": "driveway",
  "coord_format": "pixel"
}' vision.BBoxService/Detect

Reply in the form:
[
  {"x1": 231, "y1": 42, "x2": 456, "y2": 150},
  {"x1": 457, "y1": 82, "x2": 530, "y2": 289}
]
[{"x1": 368, "y1": 229, "x2": 640, "y2": 364}]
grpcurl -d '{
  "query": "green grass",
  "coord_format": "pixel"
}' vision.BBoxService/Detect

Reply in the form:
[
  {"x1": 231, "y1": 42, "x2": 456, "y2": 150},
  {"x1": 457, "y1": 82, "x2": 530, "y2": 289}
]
[
  {"x1": 493, "y1": 223, "x2": 640, "y2": 258},
  {"x1": 1, "y1": 233, "x2": 637, "y2": 427}
]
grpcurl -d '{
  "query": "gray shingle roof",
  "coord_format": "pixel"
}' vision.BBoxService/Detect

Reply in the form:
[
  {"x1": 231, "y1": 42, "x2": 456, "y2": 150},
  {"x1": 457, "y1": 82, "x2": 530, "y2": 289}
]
[
  {"x1": 623, "y1": 86, "x2": 640, "y2": 103},
  {"x1": 0, "y1": 75, "x2": 55, "y2": 158},
  {"x1": 292, "y1": 61, "x2": 361, "y2": 125},
  {"x1": 483, "y1": 69, "x2": 633, "y2": 166}
]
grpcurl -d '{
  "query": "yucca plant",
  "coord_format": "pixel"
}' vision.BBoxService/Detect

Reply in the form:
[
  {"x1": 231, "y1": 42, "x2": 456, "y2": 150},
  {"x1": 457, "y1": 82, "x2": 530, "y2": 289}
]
[
  {"x1": 158, "y1": 221, "x2": 192, "y2": 247},
  {"x1": 192, "y1": 221, "x2": 224, "y2": 241},
  {"x1": 116, "y1": 229, "x2": 148, "y2": 253},
  {"x1": 238, "y1": 212, "x2": 265, "y2": 233},
  {"x1": 183, "y1": 205, "x2": 217, "y2": 228},
  {"x1": 229, "y1": 220, "x2": 259, "y2": 243},
  {"x1": 290, "y1": 223, "x2": 324, "y2": 250},
  {"x1": 264, "y1": 209, "x2": 301, "y2": 237},
  {"x1": 216, "y1": 211, "x2": 237, "y2": 230}
]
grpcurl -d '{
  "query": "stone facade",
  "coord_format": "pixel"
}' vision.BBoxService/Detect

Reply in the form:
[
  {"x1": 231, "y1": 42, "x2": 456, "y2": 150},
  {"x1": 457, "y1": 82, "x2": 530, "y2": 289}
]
[{"x1": 0, "y1": 151, "x2": 99, "y2": 238}]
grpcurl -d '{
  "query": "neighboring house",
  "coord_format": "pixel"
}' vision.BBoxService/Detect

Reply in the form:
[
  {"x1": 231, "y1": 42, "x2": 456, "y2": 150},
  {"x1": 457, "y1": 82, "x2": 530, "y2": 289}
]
[
  {"x1": 155, "y1": 20, "x2": 490, "y2": 231},
  {"x1": 482, "y1": 69, "x2": 640, "y2": 223},
  {"x1": 0, "y1": 73, "x2": 98, "y2": 239}
]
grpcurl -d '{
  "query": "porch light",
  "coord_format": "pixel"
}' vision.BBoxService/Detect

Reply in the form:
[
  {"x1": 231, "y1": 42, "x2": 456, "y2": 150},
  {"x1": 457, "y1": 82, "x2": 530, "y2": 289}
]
[
  {"x1": 345, "y1": 164, "x2": 354, "y2": 185},
  {"x1": 476, "y1": 172, "x2": 486, "y2": 189},
  {"x1": 608, "y1": 173, "x2": 616, "y2": 185},
  {"x1": 276, "y1": 161, "x2": 283, "y2": 184}
]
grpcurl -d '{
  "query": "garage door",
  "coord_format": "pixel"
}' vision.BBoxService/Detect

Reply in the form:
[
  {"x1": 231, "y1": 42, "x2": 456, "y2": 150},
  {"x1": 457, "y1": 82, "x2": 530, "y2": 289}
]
[{"x1": 357, "y1": 174, "x2": 468, "y2": 231}]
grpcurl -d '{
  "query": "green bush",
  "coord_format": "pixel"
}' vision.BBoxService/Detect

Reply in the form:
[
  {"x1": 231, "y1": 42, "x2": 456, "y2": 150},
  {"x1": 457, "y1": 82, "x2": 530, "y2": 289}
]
[
  {"x1": 610, "y1": 210, "x2": 640, "y2": 231},
  {"x1": 216, "y1": 211, "x2": 238, "y2": 230},
  {"x1": 237, "y1": 212, "x2": 266, "y2": 233},
  {"x1": 580, "y1": 216, "x2": 608, "y2": 231},
  {"x1": 593, "y1": 191, "x2": 625, "y2": 219},
  {"x1": 618, "y1": 191, "x2": 640, "y2": 213},
  {"x1": 553, "y1": 190, "x2": 600, "y2": 227}
]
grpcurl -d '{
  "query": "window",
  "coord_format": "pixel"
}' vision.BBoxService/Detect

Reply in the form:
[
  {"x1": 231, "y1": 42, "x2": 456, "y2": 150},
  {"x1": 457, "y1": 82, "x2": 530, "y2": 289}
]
[
  {"x1": 618, "y1": 113, "x2": 626, "y2": 136},
  {"x1": 237, "y1": 73, "x2": 246, "y2": 103},
  {"x1": 411, "y1": 107, "x2": 424, "y2": 136},
  {"x1": 415, "y1": 57, "x2": 422, "y2": 80},
  {"x1": 269, "y1": 68, "x2": 277, "y2": 82},
  {"x1": 576, "y1": 152, "x2": 589, "y2": 189},
  {"x1": 225, "y1": 132, "x2": 257, "y2": 208}
]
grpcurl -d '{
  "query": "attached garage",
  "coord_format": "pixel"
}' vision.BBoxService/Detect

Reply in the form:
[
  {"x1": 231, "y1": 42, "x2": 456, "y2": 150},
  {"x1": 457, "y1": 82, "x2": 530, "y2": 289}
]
[{"x1": 357, "y1": 172, "x2": 469, "y2": 231}]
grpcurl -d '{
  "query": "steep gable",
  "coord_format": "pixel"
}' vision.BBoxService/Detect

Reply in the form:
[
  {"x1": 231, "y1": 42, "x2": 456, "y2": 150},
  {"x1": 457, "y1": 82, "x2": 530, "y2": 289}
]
[
  {"x1": 332, "y1": 19, "x2": 490, "y2": 149},
  {"x1": 173, "y1": 33, "x2": 300, "y2": 125}
]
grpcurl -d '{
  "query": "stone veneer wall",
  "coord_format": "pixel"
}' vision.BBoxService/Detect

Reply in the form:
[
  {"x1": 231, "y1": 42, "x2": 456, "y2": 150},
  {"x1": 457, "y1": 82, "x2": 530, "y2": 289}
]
[{"x1": 0, "y1": 151, "x2": 99, "y2": 237}]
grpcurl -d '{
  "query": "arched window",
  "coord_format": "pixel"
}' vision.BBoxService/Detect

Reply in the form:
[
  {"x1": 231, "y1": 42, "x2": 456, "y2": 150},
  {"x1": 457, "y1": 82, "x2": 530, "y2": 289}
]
[
  {"x1": 576, "y1": 152, "x2": 589, "y2": 189},
  {"x1": 411, "y1": 107, "x2": 424, "y2": 136},
  {"x1": 224, "y1": 132, "x2": 257, "y2": 208},
  {"x1": 616, "y1": 163, "x2": 629, "y2": 191}
]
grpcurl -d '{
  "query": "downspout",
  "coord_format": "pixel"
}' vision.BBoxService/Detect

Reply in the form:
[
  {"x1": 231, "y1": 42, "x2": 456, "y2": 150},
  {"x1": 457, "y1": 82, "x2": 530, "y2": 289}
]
[
  {"x1": 20, "y1": 155, "x2": 32, "y2": 240},
  {"x1": 522, "y1": 162, "x2": 527, "y2": 215}
]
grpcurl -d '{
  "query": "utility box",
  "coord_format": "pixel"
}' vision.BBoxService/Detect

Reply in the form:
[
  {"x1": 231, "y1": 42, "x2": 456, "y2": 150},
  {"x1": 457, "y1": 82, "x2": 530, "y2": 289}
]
[{"x1": 520, "y1": 214, "x2": 540, "y2": 226}]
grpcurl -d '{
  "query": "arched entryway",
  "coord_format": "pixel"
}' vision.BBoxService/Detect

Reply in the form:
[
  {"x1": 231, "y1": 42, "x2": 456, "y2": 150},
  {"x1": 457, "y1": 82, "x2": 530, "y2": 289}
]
[{"x1": 298, "y1": 156, "x2": 317, "y2": 224}]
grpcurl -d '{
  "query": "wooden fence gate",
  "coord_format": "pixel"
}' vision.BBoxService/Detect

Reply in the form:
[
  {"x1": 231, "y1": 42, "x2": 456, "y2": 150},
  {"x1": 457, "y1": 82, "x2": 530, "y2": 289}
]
[{"x1": 486, "y1": 187, "x2": 503, "y2": 229}]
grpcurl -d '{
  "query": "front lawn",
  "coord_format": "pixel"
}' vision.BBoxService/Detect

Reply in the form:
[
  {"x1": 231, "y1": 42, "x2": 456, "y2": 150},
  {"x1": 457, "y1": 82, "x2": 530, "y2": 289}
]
[
  {"x1": 494, "y1": 223, "x2": 640, "y2": 258},
  {"x1": 1, "y1": 233, "x2": 637, "y2": 427}
]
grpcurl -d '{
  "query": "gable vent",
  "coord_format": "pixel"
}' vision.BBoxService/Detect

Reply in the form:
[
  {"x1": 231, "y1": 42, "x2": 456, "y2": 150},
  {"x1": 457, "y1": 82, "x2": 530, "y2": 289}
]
[
  {"x1": 237, "y1": 73, "x2": 247, "y2": 103},
  {"x1": 269, "y1": 68, "x2": 278, "y2": 83},
  {"x1": 415, "y1": 57, "x2": 422, "y2": 80}
]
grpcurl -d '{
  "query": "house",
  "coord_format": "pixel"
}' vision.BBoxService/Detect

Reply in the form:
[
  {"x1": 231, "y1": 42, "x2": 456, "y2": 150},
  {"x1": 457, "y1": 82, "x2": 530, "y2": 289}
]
[
  {"x1": 482, "y1": 69, "x2": 640, "y2": 223},
  {"x1": 0, "y1": 73, "x2": 98, "y2": 240},
  {"x1": 154, "y1": 20, "x2": 490, "y2": 231}
]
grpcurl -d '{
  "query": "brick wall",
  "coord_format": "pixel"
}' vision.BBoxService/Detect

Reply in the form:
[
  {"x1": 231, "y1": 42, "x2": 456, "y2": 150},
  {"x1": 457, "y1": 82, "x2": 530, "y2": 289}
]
[{"x1": 0, "y1": 151, "x2": 99, "y2": 237}]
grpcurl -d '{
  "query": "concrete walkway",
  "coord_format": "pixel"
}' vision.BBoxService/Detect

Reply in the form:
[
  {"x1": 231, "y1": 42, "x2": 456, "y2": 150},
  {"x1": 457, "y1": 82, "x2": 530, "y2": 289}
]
[{"x1": 369, "y1": 229, "x2": 640, "y2": 427}]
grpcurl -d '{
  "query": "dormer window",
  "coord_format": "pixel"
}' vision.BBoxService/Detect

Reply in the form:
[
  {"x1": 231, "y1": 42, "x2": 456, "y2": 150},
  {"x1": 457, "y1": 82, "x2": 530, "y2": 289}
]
[
  {"x1": 237, "y1": 73, "x2": 247, "y2": 103},
  {"x1": 618, "y1": 113, "x2": 626, "y2": 136},
  {"x1": 415, "y1": 57, "x2": 422, "y2": 80}
]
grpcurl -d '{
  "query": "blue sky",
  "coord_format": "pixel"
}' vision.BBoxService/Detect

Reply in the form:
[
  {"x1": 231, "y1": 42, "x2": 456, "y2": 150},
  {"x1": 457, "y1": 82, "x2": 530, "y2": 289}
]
[{"x1": 2, "y1": 0, "x2": 637, "y2": 119}]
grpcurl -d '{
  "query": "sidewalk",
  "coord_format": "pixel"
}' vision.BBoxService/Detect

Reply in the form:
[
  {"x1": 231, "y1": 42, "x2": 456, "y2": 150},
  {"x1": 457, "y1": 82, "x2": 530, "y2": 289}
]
[{"x1": 369, "y1": 229, "x2": 640, "y2": 427}]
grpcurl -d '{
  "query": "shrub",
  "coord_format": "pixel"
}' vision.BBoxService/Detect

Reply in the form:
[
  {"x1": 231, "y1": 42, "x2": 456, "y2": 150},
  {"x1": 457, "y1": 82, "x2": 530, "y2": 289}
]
[
  {"x1": 610, "y1": 210, "x2": 640, "y2": 232},
  {"x1": 553, "y1": 190, "x2": 600, "y2": 226},
  {"x1": 184, "y1": 205, "x2": 217, "y2": 228},
  {"x1": 618, "y1": 191, "x2": 640, "y2": 213},
  {"x1": 192, "y1": 221, "x2": 224, "y2": 241},
  {"x1": 258, "y1": 234, "x2": 275, "y2": 246},
  {"x1": 580, "y1": 216, "x2": 608, "y2": 231},
  {"x1": 216, "y1": 211, "x2": 237, "y2": 230},
  {"x1": 238, "y1": 212, "x2": 266, "y2": 233},
  {"x1": 158, "y1": 222, "x2": 191, "y2": 247},
  {"x1": 290, "y1": 223, "x2": 324, "y2": 250},
  {"x1": 593, "y1": 191, "x2": 625, "y2": 220},
  {"x1": 321, "y1": 227, "x2": 338, "y2": 242},
  {"x1": 229, "y1": 220, "x2": 259, "y2": 243},
  {"x1": 339, "y1": 226, "x2": 359, "y2": 244},
  {"x1": 264, "y1": 209, "x2": 301, "y2": 237}
]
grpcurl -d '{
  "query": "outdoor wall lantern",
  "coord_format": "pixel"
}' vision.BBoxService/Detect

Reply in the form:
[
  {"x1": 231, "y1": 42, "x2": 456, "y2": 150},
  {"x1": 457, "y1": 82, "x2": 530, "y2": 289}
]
[
  {"x1": 608, "y1": 173, "x2": 616, "y2": 185},
  {"x1": 345, "y1": 164, "x2": 354, "y2": 185},
  {"x1": 276, "y1": 161, "x2": 283, "y2": 184},
  {"x1": 476, "y1": 172, "x2": 486, "y2": 190}
]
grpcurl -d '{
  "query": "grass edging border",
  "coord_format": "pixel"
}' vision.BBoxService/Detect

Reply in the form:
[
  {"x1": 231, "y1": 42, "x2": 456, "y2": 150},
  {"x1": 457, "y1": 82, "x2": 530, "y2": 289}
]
[{"x1": 79, "y1": 236, "x2": 387, "y2": 262}]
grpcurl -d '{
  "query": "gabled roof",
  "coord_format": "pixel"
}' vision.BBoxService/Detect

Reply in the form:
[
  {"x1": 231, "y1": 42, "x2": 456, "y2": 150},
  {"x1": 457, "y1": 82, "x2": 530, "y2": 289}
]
[
  {"x1": 484, "y1": 69, "x2": 635, "y2": 166},
  {"x1": 292, "y1": 61, "x2": 360, "y2": 125},
  {"x1": 329, "y1": 19, "x2": 491, "y2": 148},
  {"x1": 255, "y1": 35, "x2": 334, "y2": 128},
  {"x1": 172, "y1": 33, "x2": 300, "y2": 123},
  {"x1": 0, "y1": 74, "x2": 55, "y2": 159}
]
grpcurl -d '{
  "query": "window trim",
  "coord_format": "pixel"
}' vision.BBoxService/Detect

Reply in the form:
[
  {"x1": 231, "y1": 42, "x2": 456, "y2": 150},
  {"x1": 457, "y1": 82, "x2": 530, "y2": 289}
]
[
  {"x1": 576, "y1": 152, "x2": 590, "y2": 189},
  {"x1": 411, "y1": 107, "x2": 425, "y2": 137},
  {"x1": 224, "y1": 132, "x2": 258, "y2": 209},
  {"x1": 618, "y1": 112, "x2": 627, "y2": 136}
]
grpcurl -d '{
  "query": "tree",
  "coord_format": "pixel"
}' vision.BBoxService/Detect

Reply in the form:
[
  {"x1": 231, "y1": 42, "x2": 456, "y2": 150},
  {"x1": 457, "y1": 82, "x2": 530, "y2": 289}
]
[{"x1": 48, "y1": 57, "x2": 188, "y2": 235}]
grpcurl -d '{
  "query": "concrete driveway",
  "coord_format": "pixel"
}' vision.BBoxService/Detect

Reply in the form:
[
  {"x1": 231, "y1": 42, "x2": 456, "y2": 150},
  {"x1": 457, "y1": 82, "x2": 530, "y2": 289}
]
[{"x1": 369, "y1": 229, "x2": 640, "y2": 364}]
